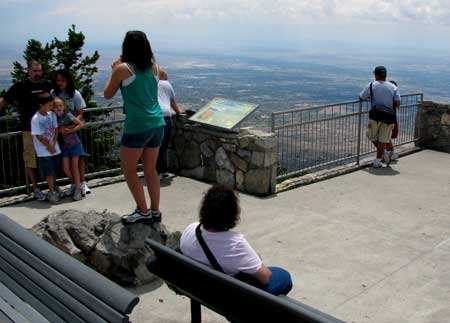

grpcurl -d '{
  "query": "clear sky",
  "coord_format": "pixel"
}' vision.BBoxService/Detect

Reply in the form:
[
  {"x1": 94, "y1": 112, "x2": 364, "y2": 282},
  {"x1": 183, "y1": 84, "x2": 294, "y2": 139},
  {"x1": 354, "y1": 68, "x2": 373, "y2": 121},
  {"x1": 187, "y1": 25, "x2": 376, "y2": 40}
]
[{"x1": 1, "y1": 0, "x2": 450, "y2": 56}]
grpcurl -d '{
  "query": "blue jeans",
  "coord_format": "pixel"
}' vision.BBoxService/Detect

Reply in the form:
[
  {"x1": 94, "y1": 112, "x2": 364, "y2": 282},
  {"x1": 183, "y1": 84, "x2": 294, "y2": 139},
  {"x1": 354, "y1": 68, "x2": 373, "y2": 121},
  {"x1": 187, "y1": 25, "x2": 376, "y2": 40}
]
[
  {"x1": 262, "y1": 266, "x2": 293, "y2": 295},
  {"x1": 156, "y1": 117, "x2": 172, "y2": 174}
]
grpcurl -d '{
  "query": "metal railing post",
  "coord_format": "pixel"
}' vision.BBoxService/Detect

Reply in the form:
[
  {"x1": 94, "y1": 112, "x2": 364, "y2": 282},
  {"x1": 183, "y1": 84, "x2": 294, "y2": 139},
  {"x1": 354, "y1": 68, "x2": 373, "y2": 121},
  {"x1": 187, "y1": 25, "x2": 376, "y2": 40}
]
[
  {"x1": 356, "y1": 100, "x2": 363, "y2": 165},
  {"x1": 271, "y1": 113, "x2": 275, "y2": 133},
  {"x1": 24, "y1": 164, "x2": 30, "y2": 195}
]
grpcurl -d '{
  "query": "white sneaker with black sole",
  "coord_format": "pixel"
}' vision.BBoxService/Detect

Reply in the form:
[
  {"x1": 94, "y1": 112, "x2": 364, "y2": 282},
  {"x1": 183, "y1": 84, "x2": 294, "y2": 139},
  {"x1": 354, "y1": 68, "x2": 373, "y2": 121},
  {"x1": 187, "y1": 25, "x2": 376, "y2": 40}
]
[
  {"x1": 80, "y1": 181, "x2": 91, "y2": 196},
  {"x1": 150, "y1": 210, "x2": 162, "y2": 222},
  {"x1": 122, "y1": 208, "x2": 153, "y2": 224}
]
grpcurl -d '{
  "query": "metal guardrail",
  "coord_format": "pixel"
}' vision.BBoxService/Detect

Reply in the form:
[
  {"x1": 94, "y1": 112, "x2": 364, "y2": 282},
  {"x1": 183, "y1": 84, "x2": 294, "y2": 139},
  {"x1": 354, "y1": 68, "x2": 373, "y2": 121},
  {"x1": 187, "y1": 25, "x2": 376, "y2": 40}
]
[
  {"x1": 0, "y1": 93, "x2": 425, "y2": 195},
  {"x1": 272, "y1": 93, "x2": 423, "y2": 180},
  {"x1": 0, "y1": 106, "x2": 125, "y2": 196}
]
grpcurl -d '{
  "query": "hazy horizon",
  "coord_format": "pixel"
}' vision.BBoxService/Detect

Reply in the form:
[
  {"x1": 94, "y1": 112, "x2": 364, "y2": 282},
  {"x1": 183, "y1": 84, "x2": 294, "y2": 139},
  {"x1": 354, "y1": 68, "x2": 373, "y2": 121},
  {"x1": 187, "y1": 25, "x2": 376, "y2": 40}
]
[{"x1": 1, "y1": 0, "x2": 450, "y2": 110}]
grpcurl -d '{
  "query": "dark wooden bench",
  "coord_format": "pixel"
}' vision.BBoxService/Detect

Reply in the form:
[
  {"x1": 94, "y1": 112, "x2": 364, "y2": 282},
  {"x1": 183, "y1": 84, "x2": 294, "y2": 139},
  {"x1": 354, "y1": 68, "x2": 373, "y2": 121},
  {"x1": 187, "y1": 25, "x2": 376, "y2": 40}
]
[
  {"x1": 0, "y1": 213, "x2": 139, "y2": 323},
  {"x1": 145, "y1": 238, "x2": 345, "y2": 323}
]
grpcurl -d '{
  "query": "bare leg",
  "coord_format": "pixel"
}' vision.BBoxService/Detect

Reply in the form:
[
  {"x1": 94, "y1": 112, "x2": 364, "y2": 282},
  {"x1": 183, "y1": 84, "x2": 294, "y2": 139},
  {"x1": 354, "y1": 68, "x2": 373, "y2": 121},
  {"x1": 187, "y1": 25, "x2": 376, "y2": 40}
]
[
  {"x1": 27, "y1": 167, "x2": 38, "y2": 190},
  {"x1": 142, "y1": 147, "x2": 160, "y2": 212},
  {"x1": 386, "y1": 141, "x2": 394, "y2": 152},
  {"x1": 62, "y1": 158, "x2": 73, "y2": 182},
  {"x1": 71, "y1": 157, "x2": 81, "y2": 190},
  {"x1": 120, "y1": 145, "x2": 148, "y2": 213},
  {"x1": 79, "y1": 157, "x2": 86, "y2": 182},
  {"x1": 47, "y1": 175, "x2": 56, "y2": 192},
  {"x1": 376, "y1": 142, "x2": 387, "y2": 159}
]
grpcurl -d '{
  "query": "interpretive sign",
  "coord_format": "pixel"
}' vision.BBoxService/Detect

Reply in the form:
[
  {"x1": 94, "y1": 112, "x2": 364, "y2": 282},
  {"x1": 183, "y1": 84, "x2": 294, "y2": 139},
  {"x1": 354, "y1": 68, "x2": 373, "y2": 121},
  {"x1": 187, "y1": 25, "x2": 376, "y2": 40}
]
[{"x1": 189, "y1": 97, "x2": 259, "y2": 131}]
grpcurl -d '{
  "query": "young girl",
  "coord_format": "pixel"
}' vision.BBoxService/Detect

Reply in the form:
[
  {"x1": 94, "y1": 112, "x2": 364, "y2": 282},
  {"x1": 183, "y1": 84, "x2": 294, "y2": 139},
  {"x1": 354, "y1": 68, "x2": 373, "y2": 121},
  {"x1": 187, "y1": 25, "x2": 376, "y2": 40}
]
[
  {"x1": 54, "y1": 97, "x2": 84, "y2": 201},
  {"x1": 104, "y1": 31, "x2": 165, "y2": 223},
  {"x1": 53, "y1": 69, "x2": 91, "y2": 196}
]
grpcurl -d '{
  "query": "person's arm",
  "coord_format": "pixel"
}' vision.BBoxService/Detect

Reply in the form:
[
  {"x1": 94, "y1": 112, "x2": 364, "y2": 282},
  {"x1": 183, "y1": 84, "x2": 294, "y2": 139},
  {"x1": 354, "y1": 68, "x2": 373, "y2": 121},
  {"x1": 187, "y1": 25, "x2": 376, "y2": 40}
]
[
  {"x1": 0, "y1": 97, "x2": 6, "y2": 113},
  {"x1": 393, "y1": 88, "x2": 401, "y2": 109},
  {"x1": 73, "y1": 90, "x2": 86, "y2": 122},
  {"x1": 252, "y1": 264, "x2": 273, "y2": 285},
  {"x1": 61, "y1": 114, "x2": 83, "y2": 135},
  {"x1": 359, "y1": 84, "x2": 370, "y2": 100},
  {"x1": 68, "y1": 113, "x2": 83, "y2": 132},
  {"x1": 170, "y1": 97, "x2": 185, "y2": 115},
  {"x1": 104, "y1": 60, "x2": 130, "y2": 99}
]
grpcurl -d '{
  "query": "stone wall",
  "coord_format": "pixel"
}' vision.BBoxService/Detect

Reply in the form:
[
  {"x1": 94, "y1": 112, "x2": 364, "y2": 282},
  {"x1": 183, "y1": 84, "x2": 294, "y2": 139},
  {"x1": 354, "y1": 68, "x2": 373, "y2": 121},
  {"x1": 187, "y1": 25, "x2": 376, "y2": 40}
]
[
  {"x1": 416, "y1": 101, "x2": 450, "y2": 153},
  {"x1": 168, "y1": 116, "x2": 277, "y2": 196}
]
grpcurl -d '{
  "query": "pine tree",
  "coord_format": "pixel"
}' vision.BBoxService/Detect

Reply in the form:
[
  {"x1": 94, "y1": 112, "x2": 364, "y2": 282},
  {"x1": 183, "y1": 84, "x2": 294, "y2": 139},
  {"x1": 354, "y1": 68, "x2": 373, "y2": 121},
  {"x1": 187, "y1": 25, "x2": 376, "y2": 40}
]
[{"x1": 11, "y1": 24, "x2": 99, "y2": 106}]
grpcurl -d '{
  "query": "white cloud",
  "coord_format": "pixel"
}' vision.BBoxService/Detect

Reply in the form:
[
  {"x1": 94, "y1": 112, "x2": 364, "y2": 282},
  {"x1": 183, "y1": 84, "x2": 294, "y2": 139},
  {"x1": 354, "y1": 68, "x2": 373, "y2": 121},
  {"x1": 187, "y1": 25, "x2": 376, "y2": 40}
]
[{"x1": 47, "y1": 0, "x2": 450, "y2": 25}]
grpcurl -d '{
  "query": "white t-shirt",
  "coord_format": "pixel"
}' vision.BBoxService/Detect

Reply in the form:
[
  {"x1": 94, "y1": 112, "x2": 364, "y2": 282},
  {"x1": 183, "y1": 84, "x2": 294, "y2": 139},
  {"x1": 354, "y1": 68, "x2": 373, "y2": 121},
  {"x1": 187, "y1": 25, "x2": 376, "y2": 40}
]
[
  {"x1": 180, "y1": 222, "x2": 262, "y2": 276},
  {"x1": 53, "y1": 90, "x2": 86, "y2": 114},
  {"x1": 158, "y1": 80, "x2": 175, "y2": 117},
  {"x1": 31, "y1": 111, "x2": 61, "y2": 157},
  {"x1": 359, "y1": 81, "x2": 401, "y2": 109}
]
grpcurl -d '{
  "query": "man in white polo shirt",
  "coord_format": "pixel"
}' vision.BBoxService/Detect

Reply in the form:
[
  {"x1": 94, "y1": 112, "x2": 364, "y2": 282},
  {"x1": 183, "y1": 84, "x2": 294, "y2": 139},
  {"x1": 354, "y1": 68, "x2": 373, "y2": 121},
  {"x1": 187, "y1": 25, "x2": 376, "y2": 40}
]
[
  {"x1": 157, "y1": 69, "x2": 184, "y2": 178},
  {"x1": 360, "y1": 66, "x2": 401, "y2": 168}
]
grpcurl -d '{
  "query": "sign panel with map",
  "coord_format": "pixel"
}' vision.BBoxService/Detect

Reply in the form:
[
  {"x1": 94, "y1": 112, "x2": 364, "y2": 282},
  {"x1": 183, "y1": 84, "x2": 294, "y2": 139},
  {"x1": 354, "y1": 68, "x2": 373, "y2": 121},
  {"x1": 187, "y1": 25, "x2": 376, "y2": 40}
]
[{"x1": 189, "y1": 98, "x2": 259, "y2": 131}]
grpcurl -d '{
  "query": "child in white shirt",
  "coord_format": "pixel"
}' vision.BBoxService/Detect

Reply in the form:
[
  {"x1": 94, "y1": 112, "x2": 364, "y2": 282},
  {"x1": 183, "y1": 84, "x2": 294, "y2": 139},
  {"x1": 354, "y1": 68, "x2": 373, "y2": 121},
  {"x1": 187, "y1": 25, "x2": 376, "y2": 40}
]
[{"x1": 31, "y1": 92, "x2": 61, "y2": 204}]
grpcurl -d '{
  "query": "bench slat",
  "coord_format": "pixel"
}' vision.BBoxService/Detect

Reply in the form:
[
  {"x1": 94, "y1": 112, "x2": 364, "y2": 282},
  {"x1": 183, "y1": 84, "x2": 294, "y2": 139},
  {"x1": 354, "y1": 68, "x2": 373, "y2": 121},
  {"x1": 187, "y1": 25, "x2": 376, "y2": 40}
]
[
  {"x1": 0, "y1": 282, "x2": 49, "y2": 323},
  {"x1": 0, "y1": 232, "x2": 128, "y2": 323},
  {"x1": 0, "y1": 270, "x2": 64, "y2": 323},
  {"x1": 0, "y1": 214, "x2": 138, "y2": 315},
  {"x1": 0, "y1": 250, "x2": 87, "y2": 322}
]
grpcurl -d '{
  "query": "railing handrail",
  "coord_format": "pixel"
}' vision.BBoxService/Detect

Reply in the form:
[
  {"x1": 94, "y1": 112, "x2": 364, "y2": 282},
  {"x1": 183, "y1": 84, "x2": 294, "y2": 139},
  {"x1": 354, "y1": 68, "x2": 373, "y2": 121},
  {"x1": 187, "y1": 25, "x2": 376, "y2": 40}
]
[
  {"x1": 271, "y1": 93, "x2": 423, "y2": 116},
  {"x1": 0, "y1": 105, "x2": 123, "y2": 122}
]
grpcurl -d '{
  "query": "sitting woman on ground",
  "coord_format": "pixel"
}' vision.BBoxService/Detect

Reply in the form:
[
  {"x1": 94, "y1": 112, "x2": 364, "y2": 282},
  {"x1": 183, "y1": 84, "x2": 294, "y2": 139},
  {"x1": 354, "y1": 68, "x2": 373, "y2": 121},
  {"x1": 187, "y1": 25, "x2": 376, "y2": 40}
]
[
  {"x1": 104, "y1": 30, "x2": 165, "y2": 223},
  {"x1": 180, "y1": 185, "x2": 293, "y2": 296}
]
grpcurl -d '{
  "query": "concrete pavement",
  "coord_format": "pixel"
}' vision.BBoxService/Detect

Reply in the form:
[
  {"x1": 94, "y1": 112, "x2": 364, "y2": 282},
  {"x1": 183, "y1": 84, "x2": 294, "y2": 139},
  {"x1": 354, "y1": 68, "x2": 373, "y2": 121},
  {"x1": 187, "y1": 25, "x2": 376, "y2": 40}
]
[{"x1": 1, "y1": 149, "x2": 449, "y2": 323}]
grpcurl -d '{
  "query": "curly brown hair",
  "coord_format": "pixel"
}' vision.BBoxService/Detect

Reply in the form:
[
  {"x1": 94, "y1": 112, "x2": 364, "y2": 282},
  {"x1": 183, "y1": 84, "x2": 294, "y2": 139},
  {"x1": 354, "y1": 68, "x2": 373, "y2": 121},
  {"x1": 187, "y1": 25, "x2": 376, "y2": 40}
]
[{"x1": 199, "y1": 185, "x2": 241, "y2": 231}]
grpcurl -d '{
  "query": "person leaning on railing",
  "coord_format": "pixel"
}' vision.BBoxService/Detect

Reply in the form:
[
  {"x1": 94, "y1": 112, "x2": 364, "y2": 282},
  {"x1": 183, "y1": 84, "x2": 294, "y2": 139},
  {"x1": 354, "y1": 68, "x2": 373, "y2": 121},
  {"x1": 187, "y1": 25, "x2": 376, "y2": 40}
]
[
  {"x1": 156, "y1": 68, "x2": 185, "y2": 179},
  {"x1": 0, "y1": 59, "x2": 52, "y2": 200},
  {"x1": 359, "y1": 66, "x2": 400, "y2": 168}
]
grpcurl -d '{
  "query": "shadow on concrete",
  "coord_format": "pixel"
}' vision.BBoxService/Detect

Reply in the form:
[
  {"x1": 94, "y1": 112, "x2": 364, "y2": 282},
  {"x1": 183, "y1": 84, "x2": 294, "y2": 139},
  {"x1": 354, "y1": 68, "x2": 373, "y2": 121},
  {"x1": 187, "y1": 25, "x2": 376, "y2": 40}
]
[
  {"x1": 139, "y1": 175, "x2": 175, "y2": 188},
  {"x1": 10, "y1": 195, "x2": 89, "y2": 210},
  {"x1": 128, "y1": 279, "x2": 164, "y2": 295},
  {"x1": 365, "y1": 167, "x2": 400, "y2": 176}
]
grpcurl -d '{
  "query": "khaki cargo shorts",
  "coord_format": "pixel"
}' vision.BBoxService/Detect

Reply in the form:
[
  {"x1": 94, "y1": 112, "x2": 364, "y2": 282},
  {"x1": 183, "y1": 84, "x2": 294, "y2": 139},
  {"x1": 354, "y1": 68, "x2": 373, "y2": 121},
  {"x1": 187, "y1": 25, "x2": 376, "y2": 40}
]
[
  {"x1": 22, "y1": 131, "x2": 37, "y2": 168},
  {"x1": 366, "y1": 119, "x2": 394, "y2": 144}
]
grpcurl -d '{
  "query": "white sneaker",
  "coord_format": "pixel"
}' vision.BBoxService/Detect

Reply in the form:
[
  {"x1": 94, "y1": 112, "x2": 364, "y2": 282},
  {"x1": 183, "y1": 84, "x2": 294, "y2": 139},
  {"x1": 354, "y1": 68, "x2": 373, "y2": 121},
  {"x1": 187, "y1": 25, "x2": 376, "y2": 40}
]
[
  {"x1": 372, "y1": 159, "x2": 382, "y2": 168},
  {"x1": 73, "y1": 189, "x2": 82, "y2": 201},
  {"x1": 391, "y1": 152, "x2": 399, "y2": 160},
  {"x1": 47, "y1": 191, "x2": 60, "y2": 204},
  {"x1": 67, "y1": 184, "x2": 76, "y2": 196},
  {"x1": 34, "y1": 189, "x2": 46, "y2": 201},
  {"x1": 121, "y1": 208, "x2": 152, "y2": 224},
  {"x1": 56, "y1": 186, "x2": 65, "y2": 199},
  {"x1": 80, "y1": 181, "x2": 91, "y2": 196}
]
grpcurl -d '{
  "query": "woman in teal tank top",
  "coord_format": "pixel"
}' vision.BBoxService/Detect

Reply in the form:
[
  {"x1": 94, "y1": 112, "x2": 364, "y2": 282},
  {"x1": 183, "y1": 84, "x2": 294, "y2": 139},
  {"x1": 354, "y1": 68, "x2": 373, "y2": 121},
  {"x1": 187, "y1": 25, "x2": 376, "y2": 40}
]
[{"x1": 104, "y1": 31, "x2": 165, "y2": 223}]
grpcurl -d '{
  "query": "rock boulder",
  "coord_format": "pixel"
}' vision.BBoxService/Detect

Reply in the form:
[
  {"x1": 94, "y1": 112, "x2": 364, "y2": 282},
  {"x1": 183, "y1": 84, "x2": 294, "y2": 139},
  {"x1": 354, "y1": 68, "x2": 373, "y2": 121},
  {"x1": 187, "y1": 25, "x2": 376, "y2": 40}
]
[{"x1": 32, "y1": 209, "x2": 181, "y2": 286}]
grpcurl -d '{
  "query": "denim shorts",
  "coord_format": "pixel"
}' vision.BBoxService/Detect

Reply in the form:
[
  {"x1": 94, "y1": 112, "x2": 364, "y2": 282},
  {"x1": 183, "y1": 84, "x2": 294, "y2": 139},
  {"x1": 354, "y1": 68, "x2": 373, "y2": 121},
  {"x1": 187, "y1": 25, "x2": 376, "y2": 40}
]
[
  {"x1": 62, "y1": 143, "x2": 84, "y2": 158},
  {"x1": 38, "y1": 155, "x2": 61, "y2": 177},
  {"x1": 121, "y1": 126, "x2": 164, "y2": 148}
]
